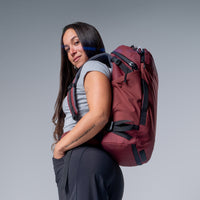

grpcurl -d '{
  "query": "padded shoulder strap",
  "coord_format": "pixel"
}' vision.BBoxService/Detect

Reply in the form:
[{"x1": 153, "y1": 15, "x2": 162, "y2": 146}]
[
  {"x1": 67, "y1": 67, "x2": 82, "y2": 121},
  {"x1": 89, "y1": 53, "x2": 112, "y2": 68}
]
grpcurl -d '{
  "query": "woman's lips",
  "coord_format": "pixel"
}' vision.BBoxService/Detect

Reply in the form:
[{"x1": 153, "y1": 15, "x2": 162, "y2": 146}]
[{"x1": 73, "y1": 56, "x2": 81, "y2": 63}]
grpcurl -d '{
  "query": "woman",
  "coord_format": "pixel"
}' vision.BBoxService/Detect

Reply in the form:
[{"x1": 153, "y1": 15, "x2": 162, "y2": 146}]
[{"x1": 52, "y1": 22, "x2": 124, "y2": 200}]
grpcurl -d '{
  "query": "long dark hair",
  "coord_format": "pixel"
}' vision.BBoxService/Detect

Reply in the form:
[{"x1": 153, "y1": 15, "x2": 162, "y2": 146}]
[{"x1": 52, "y1": 22, "x2": 105, "y2": 142}]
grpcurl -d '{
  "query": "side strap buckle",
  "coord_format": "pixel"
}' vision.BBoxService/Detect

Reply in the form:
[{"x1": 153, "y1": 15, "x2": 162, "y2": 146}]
[{"x1": 107, "y1": 121, "x2": 114, "y2": 132}]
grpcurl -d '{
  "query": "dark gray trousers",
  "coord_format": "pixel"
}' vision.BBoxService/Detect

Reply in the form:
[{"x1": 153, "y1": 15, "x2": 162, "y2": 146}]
[{"x1": 53, "y1": 145, "x2": 124, "y2": 200}]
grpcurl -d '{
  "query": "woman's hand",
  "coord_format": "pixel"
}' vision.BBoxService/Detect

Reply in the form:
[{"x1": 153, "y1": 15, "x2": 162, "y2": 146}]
[{"x1": 53, "y1": 142, "x2": 65, "y2": 159}]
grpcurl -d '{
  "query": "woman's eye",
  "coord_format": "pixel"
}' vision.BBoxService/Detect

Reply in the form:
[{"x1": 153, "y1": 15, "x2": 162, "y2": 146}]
[
  {"x1": 65, "y1": 48, "x2": 69, "y2": 53},
  {"x1": 74, "y1": 40, "x2": 80, "y2": 45}
]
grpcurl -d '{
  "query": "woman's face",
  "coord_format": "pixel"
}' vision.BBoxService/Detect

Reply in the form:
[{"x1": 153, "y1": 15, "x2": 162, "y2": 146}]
[{"x1": 63, "y1": 28, "x2": 88, "y2": 68}]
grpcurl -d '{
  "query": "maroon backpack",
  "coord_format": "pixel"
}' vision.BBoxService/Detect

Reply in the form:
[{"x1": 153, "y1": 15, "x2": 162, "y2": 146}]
[{"x1": 67, "y1": 45, "x2": 158, "y2": 166}]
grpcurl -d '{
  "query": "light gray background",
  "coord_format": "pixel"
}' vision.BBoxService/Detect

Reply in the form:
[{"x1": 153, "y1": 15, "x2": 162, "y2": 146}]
[{"x1": 0, "y1": 0, "x2": 199, "y2": 199}]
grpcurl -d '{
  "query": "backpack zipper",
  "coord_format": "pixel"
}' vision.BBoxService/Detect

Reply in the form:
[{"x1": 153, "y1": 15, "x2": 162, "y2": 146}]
[{"x1": 112, "y1": 51, "x2": 138, "y2": 70}]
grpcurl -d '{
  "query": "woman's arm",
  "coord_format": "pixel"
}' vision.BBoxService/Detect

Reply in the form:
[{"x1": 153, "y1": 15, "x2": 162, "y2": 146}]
[{"x1": 53, "y1": 70, "x2": 111, "y2": 159}]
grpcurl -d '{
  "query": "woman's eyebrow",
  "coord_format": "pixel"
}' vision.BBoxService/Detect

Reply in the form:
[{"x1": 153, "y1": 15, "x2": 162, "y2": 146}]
[
  {"x1": 71, "y1": 36, "x2": 78, "y2": 42},
  {"x1": 63, "y1": 36, "x2": 78, "y2": 47}
]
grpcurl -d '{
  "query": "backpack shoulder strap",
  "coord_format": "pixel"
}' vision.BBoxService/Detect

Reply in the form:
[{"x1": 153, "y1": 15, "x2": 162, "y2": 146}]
[
  {"x1": 89, "y1": 53, "x2": 112, "y2": 68},
  {"x1": 67, "y1": 67, "x2": 82, "y2": 121}
]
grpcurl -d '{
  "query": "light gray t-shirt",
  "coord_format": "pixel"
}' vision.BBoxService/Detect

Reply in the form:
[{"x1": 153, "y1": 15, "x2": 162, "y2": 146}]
[{"x1": 62, "y1": 60, "x2": 111, "y2": 133}]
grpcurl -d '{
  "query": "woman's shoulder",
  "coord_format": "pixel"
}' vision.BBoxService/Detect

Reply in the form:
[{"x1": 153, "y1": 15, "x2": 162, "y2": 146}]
[
  {"x1": 83, "y1": 60, "x2": 110, "y2": 71},
  {"x1": 80, "y1": 60, "x2": 111, "y2": 80}
]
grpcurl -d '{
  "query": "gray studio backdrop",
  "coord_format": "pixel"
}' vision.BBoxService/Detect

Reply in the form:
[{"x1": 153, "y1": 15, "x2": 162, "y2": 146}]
[{"x1": 0, "y1": 0, "x2": 199, "y2": 199}]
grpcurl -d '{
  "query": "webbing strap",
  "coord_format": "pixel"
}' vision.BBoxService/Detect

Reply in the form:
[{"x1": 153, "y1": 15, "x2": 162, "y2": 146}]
[
  {"x1": 139, "y1": 49, "x2": 148, "y2": 125},
  {"x1": 113, "y1": 121, "x2": 139, "y2": 131},
  {"x1": 107, "y1": 120, "x2": 139, "y2": 140},
  {"x1": 111, "y1": 56, "x2": 132, "y2": 82},
  {"x1": 112, "y1": 131, "x2": 133, "y2": 140},
  {"x1": 111, "y1": 57, "x2": 132, "y2": 74},
  {"x1": 140, "y1": 79, "x2": 148, "y2": 125},
  {"x1": 108, "y1": 120, "x2": 139, "y2": 132},
  {"x1": 139, "y1": 149, "x2": 147, "y2": 162},
  {"x1": 131, "y1": 144, "x2": 142, "y2": 165}
]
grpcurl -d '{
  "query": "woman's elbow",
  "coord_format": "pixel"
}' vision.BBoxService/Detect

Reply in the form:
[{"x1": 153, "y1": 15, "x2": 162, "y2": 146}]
[
  {"x1": 92, "y1": 111, "x2": 110, "y2": 127},
  {"x1": 100, "y1": 114, "x2": 110, "y2": 126}
]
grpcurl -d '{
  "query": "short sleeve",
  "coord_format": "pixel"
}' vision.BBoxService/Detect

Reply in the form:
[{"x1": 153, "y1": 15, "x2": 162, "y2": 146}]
[{"x1": 78, "y1": 60, "x2": 111, "y2": 86}]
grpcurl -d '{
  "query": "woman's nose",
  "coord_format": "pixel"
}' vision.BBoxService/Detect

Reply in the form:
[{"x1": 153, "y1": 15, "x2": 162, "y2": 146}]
[{"x1": 69, "y1": 46, "x2": 77, "y2": 56}]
